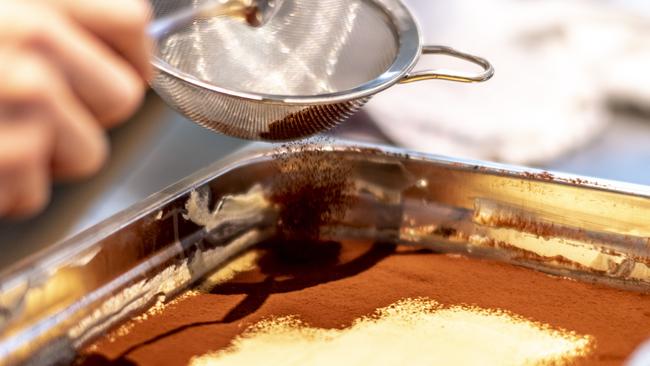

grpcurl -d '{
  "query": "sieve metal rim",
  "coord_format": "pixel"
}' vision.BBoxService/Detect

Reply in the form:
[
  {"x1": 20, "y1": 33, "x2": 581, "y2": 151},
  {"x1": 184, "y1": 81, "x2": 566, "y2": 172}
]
[{"x1": 151, "y1": 0, "x2": 424, "y2": 105}]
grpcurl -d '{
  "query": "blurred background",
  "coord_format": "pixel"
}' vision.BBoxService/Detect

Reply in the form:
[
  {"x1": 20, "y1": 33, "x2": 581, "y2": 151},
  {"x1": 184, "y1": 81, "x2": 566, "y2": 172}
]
[{"x1": 2, "y1": 0, "x2": 650, "y2": 267}]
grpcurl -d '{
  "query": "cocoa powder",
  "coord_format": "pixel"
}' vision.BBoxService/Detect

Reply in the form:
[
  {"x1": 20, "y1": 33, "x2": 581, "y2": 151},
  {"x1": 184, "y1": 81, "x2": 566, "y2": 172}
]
[
  {"x1": 79, "y1": 240, "x2": 650, "y2": 366},
  {"x1": 269, "y1": 141, "x2": 355, "y2": 240},
  {"x1": 258, "y1": 109, "x2": 334, "y2": 141}
]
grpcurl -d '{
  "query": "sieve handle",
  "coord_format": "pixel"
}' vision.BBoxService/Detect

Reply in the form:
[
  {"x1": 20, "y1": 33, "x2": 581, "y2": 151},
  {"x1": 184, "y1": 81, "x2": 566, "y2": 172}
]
[{"x1": 400, "y1": 45, "x2": 494, "y2": 84}]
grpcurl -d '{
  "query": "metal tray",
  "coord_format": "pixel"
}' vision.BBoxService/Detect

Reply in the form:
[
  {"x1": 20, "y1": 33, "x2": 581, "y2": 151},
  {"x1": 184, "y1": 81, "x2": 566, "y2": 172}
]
[{"x1": 2, "y1": 141, "x2": 650, "y2": 366}]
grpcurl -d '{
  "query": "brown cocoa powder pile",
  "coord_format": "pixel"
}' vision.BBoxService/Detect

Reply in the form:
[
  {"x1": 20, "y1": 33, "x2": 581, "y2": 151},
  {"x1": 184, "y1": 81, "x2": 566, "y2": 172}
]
[{"x1": 79, "y1": 241, "x2": 650, "y2": 366}]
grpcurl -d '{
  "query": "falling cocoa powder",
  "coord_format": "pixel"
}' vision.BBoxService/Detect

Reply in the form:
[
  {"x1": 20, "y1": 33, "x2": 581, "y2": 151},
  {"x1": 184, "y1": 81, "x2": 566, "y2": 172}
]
[
  {"x1": 269, "y1": 140, "x2": 356, "y2": 240},
  {"x1": 79, "y1": 241, "x2": 650, "y2": 366}
]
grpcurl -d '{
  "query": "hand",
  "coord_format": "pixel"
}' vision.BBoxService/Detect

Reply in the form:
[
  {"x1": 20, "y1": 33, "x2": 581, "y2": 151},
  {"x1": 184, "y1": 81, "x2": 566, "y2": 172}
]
[{"x1": 0, "y1": 0, "x2": 152, "y2": 218}]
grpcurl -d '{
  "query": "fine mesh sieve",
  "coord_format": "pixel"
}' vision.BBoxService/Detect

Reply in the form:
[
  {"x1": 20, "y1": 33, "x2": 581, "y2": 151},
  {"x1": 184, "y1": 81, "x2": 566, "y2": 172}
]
[{"x1": 149, "y1": 0, "x2": 494, "y2": 141}]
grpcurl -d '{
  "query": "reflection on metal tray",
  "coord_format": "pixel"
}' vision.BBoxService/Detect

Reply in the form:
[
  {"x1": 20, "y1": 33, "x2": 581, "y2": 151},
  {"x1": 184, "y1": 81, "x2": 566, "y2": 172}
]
[{"x1": 2, "y1": 141, "x2": 650, "y2": 365}]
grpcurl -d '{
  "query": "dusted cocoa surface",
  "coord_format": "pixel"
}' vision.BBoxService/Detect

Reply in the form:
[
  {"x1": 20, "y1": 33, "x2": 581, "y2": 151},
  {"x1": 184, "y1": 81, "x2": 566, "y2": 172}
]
[{"x1": 79, "y1": 241, "x2": 650, "y2": 366}]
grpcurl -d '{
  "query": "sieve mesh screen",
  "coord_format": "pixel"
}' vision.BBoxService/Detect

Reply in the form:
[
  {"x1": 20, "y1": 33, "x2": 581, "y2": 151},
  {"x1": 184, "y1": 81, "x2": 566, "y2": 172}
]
[{"x1": 151, "y1": 0, "x2": 399, "y2": 96}]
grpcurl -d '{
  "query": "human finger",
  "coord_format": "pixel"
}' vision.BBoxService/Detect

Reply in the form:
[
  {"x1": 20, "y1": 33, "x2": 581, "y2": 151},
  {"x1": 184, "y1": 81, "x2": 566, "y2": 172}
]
[
  {"x1": 41, "y1": 0, "x2": 153, "y2": 81},
  {"x1": 0, "y1": 111, "x2": 51, "y2": 217},
  {"x1": 0, "y1": 47, "x2": 109, "y2": 180},
  {"x1": 0, "y1": 1, "x2": 146, "y2": 128}
]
